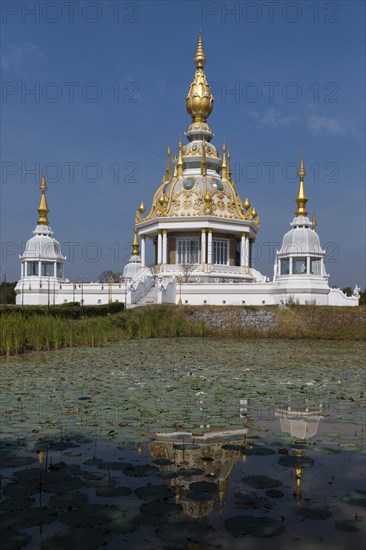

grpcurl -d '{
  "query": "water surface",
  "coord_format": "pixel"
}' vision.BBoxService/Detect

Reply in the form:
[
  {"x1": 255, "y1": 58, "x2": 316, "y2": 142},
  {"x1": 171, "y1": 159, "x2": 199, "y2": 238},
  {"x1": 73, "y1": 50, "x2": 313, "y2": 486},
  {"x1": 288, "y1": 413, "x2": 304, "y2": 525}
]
[{"x1": 1, "y1": 339, "x2": 365, "y2": 549}]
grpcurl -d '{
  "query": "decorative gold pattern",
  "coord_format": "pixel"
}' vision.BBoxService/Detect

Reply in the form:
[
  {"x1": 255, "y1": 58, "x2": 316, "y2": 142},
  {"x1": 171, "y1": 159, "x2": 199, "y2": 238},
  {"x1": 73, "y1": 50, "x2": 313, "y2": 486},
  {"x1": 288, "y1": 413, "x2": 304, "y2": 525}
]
[{"x1": 132, "y1": 231, "x2": 139, "y2": 255}]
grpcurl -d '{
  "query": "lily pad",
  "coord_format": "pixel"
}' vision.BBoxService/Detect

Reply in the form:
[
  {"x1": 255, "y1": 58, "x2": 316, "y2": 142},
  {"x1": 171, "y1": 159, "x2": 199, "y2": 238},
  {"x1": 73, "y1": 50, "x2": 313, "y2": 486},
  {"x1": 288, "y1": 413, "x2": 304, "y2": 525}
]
[
  {"x1": 156, "y1": 521, "x2": 213, "y2": 542},
  {"x1": 0, "y1": 496, "x2": 35, "y2": 511},
  {"x1": 96, "y1": 486, "x2": 132, "y2": 497},
  {"x1": 186, "y1": 491, "x2": 214, "y2": 502},
  {"x1": 294, "y1": 506, "x2": 332, "y2": 520},
  {"x1": 0, "y1": 528, "x2": 32, "y2": 550},
  {"x1": 242, "y1": 476, "x2": 282, "y2": 489},
  {"x1": 278, "y1": 456, "x2": 314, "y2": 468},
  {"x1": 135, "y1": 485, "x2": 175, "y2": 501},
  {"x1": 60, "y1": 504, "x2": 121, "y2": 527},
  {"x1": 140, "y1": 500, "x2": 182, "y2": 516},
  {"x1": 189, "y1": 481, "x2": 217, "y2": 493},
  {"x1": 0, "y1": 454, "x2": 37, "y2": 468},
  {"x1": 42, "y1": 527, "x2": 112, "y2": 549},
  {"x1": 153, "y1": 458, "x2": 174, "y2": 466},
  {"x1": 124, "y1": 464, "x2": 158, "y2": 477},
  {"x1": 242, "y1": 447, "x2": 276, "y2": 456},
  {"x1": 341, "y1": 490, "x2": 366, "y2": 507},
  {"x1": 335, "y1": 519, "x2": 362, "y2": 532},
  {"x1": 177, "y1": 468, "x2": 204, "y2": 477},
  {"x1": 224, "y1": 515, "x2": 286, "y2": 537},
  {"x1": 97, "y1": 461, "x2": 131, "y2": 471},
  {"x1": 49, "y1": 492, "x2": 88, "y2": 509},
  {"x1": 1, "y1": 506, "x2": 58, "y2": 529}
]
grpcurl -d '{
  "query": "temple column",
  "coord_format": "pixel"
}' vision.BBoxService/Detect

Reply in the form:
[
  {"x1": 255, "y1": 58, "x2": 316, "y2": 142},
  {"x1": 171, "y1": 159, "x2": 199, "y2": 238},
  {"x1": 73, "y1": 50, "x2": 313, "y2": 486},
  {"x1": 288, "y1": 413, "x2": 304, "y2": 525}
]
[
  {"x1": 54, "y1": 261, "x2": 57, "y2": 277},
  {"x1": 207, "y1": 229, "x2": 213, "y2": 264},
  {"x1": 289, "y1": 257, "x2": 293, "y2": 275},
  {"x1": 306, "y1": 256, "x2": 310, "y2": 274},
  {"x1": 38, "y1": 261, "x2": 42, "y2": 277},
  {"x1": 141, "y1": 235, "x2": 146, "y2": 267},
  {"x1": 162, "y1": 230, "x2": 168, "y2": 265},
  {"x1": 201, "y1": 229, "x2": 206, "y2": 264},
  {"x1": 157, "y1": 231, "x2": 162, "y2": 264}
]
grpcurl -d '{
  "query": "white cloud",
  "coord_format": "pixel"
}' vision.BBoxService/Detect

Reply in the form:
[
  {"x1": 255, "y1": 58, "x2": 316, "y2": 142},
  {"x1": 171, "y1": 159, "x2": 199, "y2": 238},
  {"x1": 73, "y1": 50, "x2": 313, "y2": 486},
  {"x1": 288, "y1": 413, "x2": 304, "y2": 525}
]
[
  {"x1": 307, "y1": 115, "x2": 344, "y2": 136},
  {"x1": 249, "y1": 108, "x2": 293, "y2": 129},
  {"x1": 1, "y1": 42, "x2": 42, "y2": 69}
]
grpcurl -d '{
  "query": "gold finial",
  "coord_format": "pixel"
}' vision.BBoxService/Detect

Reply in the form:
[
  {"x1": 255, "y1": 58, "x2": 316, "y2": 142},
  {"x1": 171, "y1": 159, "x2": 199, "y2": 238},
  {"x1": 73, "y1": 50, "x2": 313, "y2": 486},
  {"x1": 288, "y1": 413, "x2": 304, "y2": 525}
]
[
  {"x1": 132, "y1": 230, "x2": 139, "y2": 256},
  {"x1": 37, "y1": 172, "x2": 49, "y2": 226},
  {"x1": 295, "y1": 155, "x2": 308, "y2": 217},
  {"x1": 186, "y1": 33, "x2": 214, "y2": 122},
  {"x1": 173, "y1": 155, "x2": 178, "y2": 177},
  {"x1": 243, "y1": 197, "x2": 250, "y2": 210},
  {"x1": 311, "y1": 212, "x2": 317, "y2": 230},
  {"x1": 221, "y1": 143, "x2": 227, "y2": 179},
  {"x1": 165, "y1": 145, "x2": 172, "y2": 182},
  {"x1": 177, "y1": 140, "x2": 183, "y2": 176},
  {"x1": 139, "y1": 201, "x2": 146, "y2": 214},
  {"x1": 201, "y1": 138, "x2": 207, "y2": 176},
  {"x1": 252, "y1": 208, "x2": 257, "y2": 218},
  {"x1": 227, "y1": 148, "x2": 232, "y2": 182},
  {"x1": 194, "y1": 31, "x2": 207, "y2": 68}
]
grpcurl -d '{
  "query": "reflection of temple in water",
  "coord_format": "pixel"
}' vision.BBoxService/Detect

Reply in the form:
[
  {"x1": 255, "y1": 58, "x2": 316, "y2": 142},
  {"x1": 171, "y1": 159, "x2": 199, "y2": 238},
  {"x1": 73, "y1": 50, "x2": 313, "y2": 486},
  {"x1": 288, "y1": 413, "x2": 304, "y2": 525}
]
[
  {"x1": 148, "y1": 428, "x2": 248, "y2": 519},
  {"x1": 275, "y1": 404, "x2": 324, "y2": 440},
  {"x1": 276, "y1": 404, "x2": 323, "y2": 502}
]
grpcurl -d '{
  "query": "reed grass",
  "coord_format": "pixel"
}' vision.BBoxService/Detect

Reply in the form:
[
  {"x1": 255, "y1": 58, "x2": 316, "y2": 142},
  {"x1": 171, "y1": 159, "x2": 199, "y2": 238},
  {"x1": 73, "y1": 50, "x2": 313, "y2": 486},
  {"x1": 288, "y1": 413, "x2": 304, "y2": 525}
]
[{"x1": 1, "y1": 305, "x2": 364, "y2": 356}]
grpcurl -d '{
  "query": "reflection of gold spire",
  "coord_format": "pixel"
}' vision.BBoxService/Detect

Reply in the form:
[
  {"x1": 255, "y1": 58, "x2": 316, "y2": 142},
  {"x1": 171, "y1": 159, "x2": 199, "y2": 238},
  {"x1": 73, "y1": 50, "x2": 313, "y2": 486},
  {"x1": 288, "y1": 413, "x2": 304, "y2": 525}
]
[
  {"x1": 186, "y1": 33, "x2": 214, "y2": 122},
  {"x1": 37, "y1": 172, "x2": 49, "y2": 225},
  {"x1": 296, "y1": 155, "x2": 308, "y2": 217},
  {"x1": 132, "y1": 230, "x2": 139, "y2": 256},
  {"x1": 164, "y1": 145, "x2": 172, "y2": 182},
  {"x1": 311, "y1": 212, "x2": 317, "y2": 230},
  {"x1": 221, "y1": 143, "x2": 227, "y2": 179},
  {"x1": 295, "y1": 467, "x2": 303, "y2": 502},
  {"x1": 177, "y1": 140, "x2": 183, "y2": 176}
]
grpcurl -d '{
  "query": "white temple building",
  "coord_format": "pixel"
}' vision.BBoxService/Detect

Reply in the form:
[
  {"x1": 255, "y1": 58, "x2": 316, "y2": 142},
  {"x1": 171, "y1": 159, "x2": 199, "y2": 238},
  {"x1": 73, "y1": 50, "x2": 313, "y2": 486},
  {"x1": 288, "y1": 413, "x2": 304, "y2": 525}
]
[{"x1": 15, "y1": 35, "x2": 359, "y2": 307}]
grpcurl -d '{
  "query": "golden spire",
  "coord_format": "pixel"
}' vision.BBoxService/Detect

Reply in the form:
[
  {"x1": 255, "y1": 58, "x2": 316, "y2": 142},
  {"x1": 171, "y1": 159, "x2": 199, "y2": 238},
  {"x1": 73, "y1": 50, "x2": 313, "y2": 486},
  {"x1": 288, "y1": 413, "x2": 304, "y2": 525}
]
[
  {"x1": 295, "y1": 155, "x2": 308, "y2": 217},
  {"x1": 243, "y1": 197, "x2": 250, "y2": 210},
  {"x1": 221, "y1": 143, "x2": 227, "y2": 179},
  {"x1": 139, "y1": 201, "x2": 146, "y2": 214},
  {"x1": 177, "y1": 140, "x2": 183, "y2": 176},
  {"x1": 201, "y1": 138, "x2": 207, "y2": 176},
  {"x1": 37, "y1": 172, "x2": 49, "y2": 226},
  {"x1": 173, "y1": 155, "x2": 178, "y2": 177},
  {"x1": 186, "y1": 33, "x2": 214, "y2": 122},
  {"x1": 311, "y1": 212, "x2": 317, "y2": 230},
  {"x1": 227, "y1": 148, "x2": 232, "y2": 182},
  {"x1": 132, "y1": 230, "x2": 139, "y2": 256},
  {"x1": 194, "y1": 31, "x2": 207, "y2": 68},
  {"x1": 164, "y1": 145, "x2": 172, "y2": 182}
]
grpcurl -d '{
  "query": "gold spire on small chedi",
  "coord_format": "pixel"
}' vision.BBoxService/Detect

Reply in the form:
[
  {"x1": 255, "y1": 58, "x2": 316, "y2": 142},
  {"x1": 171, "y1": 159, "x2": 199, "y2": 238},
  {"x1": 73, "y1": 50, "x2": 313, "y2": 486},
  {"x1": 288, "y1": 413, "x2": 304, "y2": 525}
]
[
  {"x1": 295, "y1": 155, "x2": 308, "y2": 217},
  {"x1": 311, "y1": 212, "x2": 317, "y2": 230},
  {"x1": 132, "y1": 229, "x2": 140, "y2": 256},
  {"x1": 186, "y1": 32, "x2": 214, "y2": 123},
  {"x1": 37, "y1": 172, "x2": 49, "y2": 226},
  {"x1": 163, "y1": 145, "x2": 172, "y2": 183}
]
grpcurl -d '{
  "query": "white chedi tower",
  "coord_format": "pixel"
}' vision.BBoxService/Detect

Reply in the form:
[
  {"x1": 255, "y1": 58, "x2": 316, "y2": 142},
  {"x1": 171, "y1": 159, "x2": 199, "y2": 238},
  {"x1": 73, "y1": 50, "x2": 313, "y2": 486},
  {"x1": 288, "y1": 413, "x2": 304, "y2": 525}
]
[
  {"x1": 273, "y1": 157, "x2": 329, "y2": 304},
  {"x1": 15, "y1": 174, "x2": 66, "y2": 305}
]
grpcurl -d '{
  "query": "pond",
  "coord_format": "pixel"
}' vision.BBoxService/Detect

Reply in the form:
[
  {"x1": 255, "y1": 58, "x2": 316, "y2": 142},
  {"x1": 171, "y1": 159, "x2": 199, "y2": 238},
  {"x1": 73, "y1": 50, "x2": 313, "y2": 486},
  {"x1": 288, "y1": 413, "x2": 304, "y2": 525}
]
[{"x1": 1, "y1": 338, "x2": 365, "y2": 549}]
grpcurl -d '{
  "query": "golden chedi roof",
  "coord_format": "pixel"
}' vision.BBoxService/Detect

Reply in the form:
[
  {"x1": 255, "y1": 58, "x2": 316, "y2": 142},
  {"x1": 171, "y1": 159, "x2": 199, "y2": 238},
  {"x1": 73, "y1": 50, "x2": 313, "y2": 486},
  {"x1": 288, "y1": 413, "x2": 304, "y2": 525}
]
[{"x1": 134, "y1": 34, "x2": 259, "y2": 227}]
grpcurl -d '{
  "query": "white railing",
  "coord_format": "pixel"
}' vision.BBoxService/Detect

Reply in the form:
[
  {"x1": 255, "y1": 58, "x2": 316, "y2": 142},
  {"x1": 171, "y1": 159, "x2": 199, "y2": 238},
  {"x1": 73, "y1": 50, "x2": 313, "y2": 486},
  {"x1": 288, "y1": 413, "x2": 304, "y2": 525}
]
[{"x1": 126, "y1": 267, "x2": 153, "y2": 305}]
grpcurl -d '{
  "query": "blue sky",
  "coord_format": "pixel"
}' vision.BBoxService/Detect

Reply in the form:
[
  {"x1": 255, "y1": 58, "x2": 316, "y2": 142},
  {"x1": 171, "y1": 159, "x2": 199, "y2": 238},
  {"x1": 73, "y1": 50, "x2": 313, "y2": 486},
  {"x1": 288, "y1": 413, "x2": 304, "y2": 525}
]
[{"x1": 1, "y1": 0, "x2": 365, "y2": 288}]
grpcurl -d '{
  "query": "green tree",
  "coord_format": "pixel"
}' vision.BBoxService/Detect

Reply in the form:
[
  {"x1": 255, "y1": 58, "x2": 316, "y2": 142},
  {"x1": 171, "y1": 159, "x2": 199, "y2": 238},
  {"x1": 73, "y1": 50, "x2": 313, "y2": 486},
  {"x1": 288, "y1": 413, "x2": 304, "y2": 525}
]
[{"x1": 0, "y1": 282, "x2": 16, "y2": 304}]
